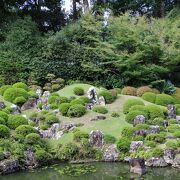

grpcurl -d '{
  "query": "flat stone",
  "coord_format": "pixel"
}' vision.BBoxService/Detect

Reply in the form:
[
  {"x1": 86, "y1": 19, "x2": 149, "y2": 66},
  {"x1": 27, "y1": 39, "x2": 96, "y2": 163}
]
[{"x1": 145, "y1": 157, "x2": 168, "y2": 167}]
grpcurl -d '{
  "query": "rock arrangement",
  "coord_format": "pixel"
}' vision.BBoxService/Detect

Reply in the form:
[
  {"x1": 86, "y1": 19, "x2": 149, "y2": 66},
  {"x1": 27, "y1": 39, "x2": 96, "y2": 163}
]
[
  {"x1": 89, "y1": 130, "x2": 104, "y2": 148},
  {"x1": 130, "y1": 158, "x2": 146, "y2": 175},
  {"x1": 103, "y1": 145, "x2": 119, "y2": 162}
]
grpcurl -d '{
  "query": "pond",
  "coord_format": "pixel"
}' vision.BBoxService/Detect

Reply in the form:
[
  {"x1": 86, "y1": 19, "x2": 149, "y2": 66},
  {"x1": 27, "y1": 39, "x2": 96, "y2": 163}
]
[{"x1": 0, "y1": 162, "x2": 180, "y2": 180}]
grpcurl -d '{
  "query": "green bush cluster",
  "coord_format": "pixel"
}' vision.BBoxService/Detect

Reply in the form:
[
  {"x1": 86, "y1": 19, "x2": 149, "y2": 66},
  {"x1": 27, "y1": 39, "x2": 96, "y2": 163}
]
[
  {"x1": 67, "y1": 104, "x2": 86, "y2": 118},
  {"x1": 136, "y1": 86, "x2": 153, "y2": 96},
  {"x1": 70, "y1": 99, "x2": 84, "y2": 106},
  {"x1": 98, "y1": 90, "x2": 114, "y2": 104},
  {"x1": 73, "y1": 87, "x2": 84, "y2": 96},
  {"x1": 117, "y1": 137, "x2": 131, "y2": 153},
  {"x1": 111, "y1": 112, "x2": 120, "y2": 117},
  {"x1": 166, "y1": 140, "x2": 178, "y2": 149},
  {"x1": 13, "y1": 82, "x2": 28, "y2": 91},
  {"x1": 45, "y1": 113, "x2": 59, "y2": 125},
  {"x1": 145, "y1": 133, "x2": 165, "y2": 143},
  {"x1": 121, "y1": 127, "x2": 135, "y2": 138},
  {"x1": 129, "y1": 105, "x2": 148, "y2": 114},
  {"x1": 155, "y1": 94, "x2": 175, "y2": 106},
  {"x1": 167, "y1": 124, "x2": 180, "y2": 133},
  {"x1": 0, "y1": 85, "x2": 11, "y2": 96},
  {"x1": 0, "y1": 111, "x2": 9, "y2": 121},
  {"x1": 7, "y1": 115, "x2": 28, "y2": 129},
  {"x1": 121, "y1": 86, "x2": 137, "y2": 96},
  {"x1": 146, "y1": 105, "x2": 164, "y2": 120},
  {"x1": 73, "y1": 130, "x2": 89, "y2": 142},
  {"x1": 15, "y1": 125, "x2": 37, "y2": 137},
  {"x1": 59, "y1": 103, "x2": 71, "y2": 116},
  {"x1": 0, "y1": 125, "x2": 10, "y2": 138},
  {"x1": 104, "y1": 134, "x2": 116, "y2": 144},
  {"x1": 92, "y1": 106, "x2": 108, "y2": 114},
  {"x1": 142, "y1": 92, "x2": 156, "y2": 103},
  {"x1": 25, "y1": 133, "x2": 41, "y2": 144}
]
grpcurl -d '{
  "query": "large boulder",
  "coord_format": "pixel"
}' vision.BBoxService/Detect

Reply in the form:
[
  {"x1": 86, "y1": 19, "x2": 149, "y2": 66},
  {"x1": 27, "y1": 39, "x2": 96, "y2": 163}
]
[
  {"x1": 130, "y1": 158, "x2": 146, "y2": 175},
  {"x1": 133, "y1": 115, "x2": 145, "y2": 126},
  {"x1": 167, "y1": 104, "x2": 176, "y2": 119},
  {"x1": 0, "y1": 102, "x2": 5, "y2": 109},
  {"x1": 130, "y1": 141, "x2": 143, "y2": 152},
  {"x1": 89, "y1": 130, "x2": 104, "y2": 148},
  {"x1": 21, "y1": 98, "x2": 37, "y2": 111},
  {"x1": 172, "y1": 154, "x2": 180, "y2": 168},
  {"x1": 103, "y1": 144, "x2": 119, "y2": 162},
  {"x1": 24, "y1": 147, "x2": 38, "y2": 169},
  {"x1": 0, "y1": 159, "x2": 19, "y2": 175},
  {"x1": 163, "y1": 149, "x2": 175, "y2": 165},
  {"x1": 145, "y1": 157, "x2": 168, "y2": 167}
]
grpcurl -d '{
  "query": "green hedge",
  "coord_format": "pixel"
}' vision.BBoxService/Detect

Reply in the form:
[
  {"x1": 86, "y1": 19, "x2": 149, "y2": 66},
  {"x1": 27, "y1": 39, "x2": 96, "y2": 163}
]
[
  {"x1": 146, "y1": 105, "x2": 164, "y2": 120},
  {"x1": 142, "y1": 92, "x2": 156, "y2": 103},
  {"x1": 98, "y1": 90, "x2": 114, "y2": 104},
  {"x1": 67, "y1": 104, "x2": 86, "y2": 117},
  {"x1": 7, "y1": 115, "x2": 28, "y2": 129},
  {"x1": 155, "y1": 94, "x2": 175, "y2": 106},
  {"x1": 92, "y1": 106, "x2": 108, "y2": 114},
  {"x1": 0, "y1": 85, "x2": 11, "y2": 96},
  {"x1": 15, "y1": 125, "x2": 37, "y2": 137},
  {"x1": 123, "y1": 99, "x2": 144, "y2": 114}
]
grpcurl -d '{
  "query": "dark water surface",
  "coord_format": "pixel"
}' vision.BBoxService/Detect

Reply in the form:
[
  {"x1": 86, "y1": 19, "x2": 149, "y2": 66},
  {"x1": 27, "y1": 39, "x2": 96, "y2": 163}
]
[{"x1": 0, "y1": 162, "x2": 180, "y2": 180}]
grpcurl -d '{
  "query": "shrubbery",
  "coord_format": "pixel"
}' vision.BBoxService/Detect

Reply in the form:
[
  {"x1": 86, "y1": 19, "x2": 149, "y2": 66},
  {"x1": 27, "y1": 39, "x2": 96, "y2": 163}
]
[
  {"x1": 78, "y1": 96, "x2": 90, "y2": 104},
  {"x1": 0, "y1": 117, "x2": 6, "y2": 125},
  {"x1": 155, "y1": 94, "x2": 175, "y2": 106},
  {"x1": 104, "y1": 134, "x2": 116, "y2": 144},
  {"x1": 121, "y1": 86, "x2": 137, "y2": 96},
  {"x1": 0, "y1": 85, "x2": 11, "y2": 95},
  {"x1": 121, "y1": 127, "x2": 135, "y2": 138},
  {"x1": 142, "y1": 92, "x2": 156, "y2": 103},
  {"x1": 13, "y1": 96, "x2": 27, "y2": 105},
  {"x1": 73, "y1": 87, "x2": 84, "y2": 96},
  {"x1": 73, "y1": 130, "x2": 89, "y2": 142},
  {"x1": 167, "y1": 124, "x2": 180, "y2": 133},
  {"x1": 173, "y1": 131, "x2": 180, "y2": 138},
  {"x1": 123, "y1": 99, "x2": 144, "y2": 114},
  {"x1": 92, "y1": 106, "x2": 108, "y2": 114},
  {"x1": 109, "y1": 89, "x2": 118, "y2": 100},
  {"x1": 129, "y1": 105, "x2": 148, "y2": 114},
  {"x1": 117, "y1": 137, "x2": 131, "y2": 153},
  {"x1": 13, "y1": 82, "x2": 28, "y2": 91},
  {"x1": 0, "y1": 125, "x2": 10, "y2": 138},
  {"x1": 67, "y1": 104, "x2": 86, "y2": 117},
  {"x1": 136, "y1": 86, "x2": 153, "y2": 96},
  {"x1": 148, "y1": 117, "x2": 164, "y2": 126},
  {"x1": 15, "y1": 125, "x2": 37, "y2": 136},
  {"x1": 28, "y1": 91, "x2": 38, "y2": 98},
  {"x1": 45, "y1": 113, "x2": 59, "y2": 125},
  {"x1": 70, "y1": 99, "x2": 84, "y2": 106},
  {"x1": 0, "y1": 111, "x2": 8, "y2": 121},
  {"x1": 145, "y1": 133, "x2": 165, "y2": 143},
  {"x1": 98, "y1": 90, "x2": 114, "y2": 104},
  {"x1": 146, "y1": 105, "x2": 164, "y2": 120},
  {"x1": 111, "y1": 112, "x2": 120, "y2": 117},
  {"x1": 7, "y1": 115, "x2": 28, "y2": 129},
  {"x1": 48, "y1": 96, "x2": 60, "y2": 104},
  {"x1": 59, "y1": 103, "x2": 71, "y2": 116},
  {"x1": 25, "y1": 133, "x2": 41, "y2": 144},
  {"x1": 144, "y1": 141, "x2": 156, "y2": 148},
  {"x1": 166, "y1": 140, "x2": 178, "y2": 149}
]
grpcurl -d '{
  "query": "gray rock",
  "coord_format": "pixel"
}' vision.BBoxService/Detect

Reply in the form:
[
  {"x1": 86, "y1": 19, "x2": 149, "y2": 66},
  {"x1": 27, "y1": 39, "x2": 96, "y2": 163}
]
[
  {"x1": 163, "y1": 149, "x2": 175, "y2": 164},
  {"x1": 124, "y1": 156, "x2": 131, "y2": 162},
  {"x1": 145, "y1": 157, "x2": 168, "y2": 167},
  {"x1": 85, "y1": 103, "x2": 94, "y2": 110},
  {"x1": 0, "y1": 102, "x2": 5, "y2": 109},
  {"x1": 89, "y1": 130, "x2": 104, "y2": 148},
  {"x1": 3, "y1": 152, "x2": 11, "y2": 159},
  {"x1": 130, "y1": 158, "x2": 146, "y2": 175},
  {"x1": 98, "y1": 96, "x2": 105, "y2": 106},
  {"x1": 21, "y1": 98, "x2": 37, "y2": 111},
  {"x1": 133, "y1": 130, "x2": 147, "y2": 137},
  {"x1": 130, "y1": 141, "x2": 143, "y2": 152},
  {"x1": 103, "y1": 144, "x2": 119, "y2": 162},
  {"x1": 172, "y1": 154, "x2": 180, "y2": 168},
  {"x1": 10, "y1": 105, "x2": 21, "y2": 114},
  {"x1": 167, "y1": 104, "x2": 176, "y2": 119},
  {"x1": 176, "y1": 116, "x2": 180, "y2": 125},
  {"x1": 90, "y1": 116, "x2": 106, "y2": 121},
  {"x1": 87, "y1": 87, "x2": 98, "y2": 104},
  {"x1": 133, "y1": 115, "x2": 145, "y2": 126},
  {"x1": 24, "y1": 147, "x2": 38, "y2": 169},
  {"x1": 55, "y1": 131, "x2": 64, "y2": 139},
  {"x1": 0, "y1": 159, "x2": 19, "y2": 175},
  {"x1": 149, "y1": 125, "x2": 160, "y2": 134}
]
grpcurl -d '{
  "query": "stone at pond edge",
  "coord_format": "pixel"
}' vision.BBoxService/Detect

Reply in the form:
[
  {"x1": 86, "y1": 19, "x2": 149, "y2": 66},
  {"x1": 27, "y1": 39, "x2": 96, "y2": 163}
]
[
  {"x1": 163, "y1": 149, "x2": 175, "y2": 165},
  {"x1": 103, "y1": 144, "x2": 119, "y2": 162},
  {"x1": 0, "y1": 159, "x2": 19, "y2": 175},
  {"x1": 133, "y1": 115, "x2": 145, "y2": 126},
  {"x1": 89, "y1": 130, "x2": 104, "y2": 148},
  {"x1": 145, "y1": 157, "x2": 168, "y2": 167},
  {"x1": 130, "y1": 158, "x2": 146, "y2": 175},
  {"x1": 167, "y1": 104, "x2": 176, "y2": 119},
  {"x1": 172, "y1": 154, "x2": 180, "y2": 168}
]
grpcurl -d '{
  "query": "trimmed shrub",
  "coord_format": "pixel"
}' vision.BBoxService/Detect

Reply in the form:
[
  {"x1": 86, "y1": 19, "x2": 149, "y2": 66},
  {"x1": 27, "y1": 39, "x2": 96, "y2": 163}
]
[
  {"x1": 13, "y1": 82, "x2": 28, "y2": 91},
  {"x1": 45, "y1": 114, "x2": 59, "y2": 125},
  {"x1": 135, "y1": 124, "x2": 149, "y2": 130},
  {"x1": 0, "y1": 111, "x2": 8, "y2": 121},
  {"x1": 25, "y1": 133, "x2": 41, "y2": 144},
  {"x1": 92, "y1": 106, "x2": 108, "y2": 114},
  {"x1": 98, "y1": 90, "x2": 114, "y2": 104},
  {"x1": 0, "y1": 117, "x2": 6, "y2": 125},
  {"x1": 173, "y1": 131, "x2": 180, "y2": 138},
  {"x1": 56, "y1": 78, "x2": 65, "y2": 84},
  {"x1": 40, "y1": 124, "x2": 50, "y2": 130},
  {"x1": 123, "y1": 99, "x2": 144, "y2": 114},
  {"x1": 109, "y1": 89, "x2": 118, "y2": 100},
  {"x1": 121, "y1": 127, "x2": 135, "y2": 138},
  {"x1": 67, "y1": 104, "x2": 86, "y2": 118},
  {"x1": 36, "y1": 148, "x2": 52, "y2": 164},
  {"x1": 172, "y1": 88, "x2": 180, "y2": 104},
  {"x1": 59, "y1": 103, "x2": 71, "y2": 116},
  {"x1": 73, "y1": 87, "x2": 84, "y2": 96},
  {"x1": 59, "y1": 96, "x2": 70, "y2": 104},
  {"x1": 144, "y1": 141, "x2": 156, "y2": 148},
  {"x1": 73, "y1": 131, "x2": 89, "y2": 142},
  {"x1": 28, "y1": 91, "x2": 38, "y2": 98},
  {"x1": 114, "y1": 88, "x2": 122, "y2": 94},
  {"x1": 117, "y1": 137, "x2": 131, "y2": 153},
  {"x1": 13, "y1": 96, "x2": 27, "y2": 105},
  {"x1": 3, "y1": 87, "x2": 29, "y2": 103},
  {"x1": 148, "y1": 117, "x2": 164, "y2": 126},
  {"x1": 111, "y1": 112, "x2": 120, "y2": 117},
  {"x1": 104, "y1": 134, "x2": 116, "y2": 144},
  {"x1": 15, "y1": 125, "x2": 36, "y2": 137},
  {"x1": 70, "y1": 99, "x2": 84, "y2": 106},
  {"x1": 129, "y1": 105, "x2": 148, "y2": 114},
  {"x1": 121, "y1": 86, "x2": 137, "y2": 96},
  {"x1": 167, "y1": 124, "x2": 180, "y2": 133},
  {"x1": 125, "y1": 110, "x2": 148, "y2": 124},
  {"x1": 155, "y1": 94, "x2": 175, "y2": 106},
  {"x1": 166, "y1": 141, "x2": 177, "y2": 149},
  {"x1": 78, "y1": 96, "x2": 90, "y2": 104},
  {"x1": 136, "y1": 86, "x2": 153, "y2": 97},
  {"x1": 145, "y1": 133, "x2": 165, "y2": 143},
  {"x1": 7, "y1": 115, "x2": 28, "y2": 129},
  {"x1": 146, "y1": 147, "x2": 164, "y2": 158},
  {"x1": 0, "y1": 85, "x2": 11, "y2": 95},
  {"x1": 142, "y1": 92, "x2": 157, "y2": 103},
  {"x1": 169, "y1": 118, "x2": 178, "y2": 124},
  {"x1": 50, "y1": 103, "x2": 58, "y2": 109},
  {"x1": 0, "y1": 125, "x2": 10, "y2": 138},
  {"x1": 48, "y1": 96, "x2": 60, "y2": 104},
  {"x1": 147, "y1": 105, "x2": 164, "y2": 120},
  {"x1": 151, "y1": 88, "x2": 160, "y2": 94},
  {"x1": 52, "y1": 84, "x2": 61, "y2": 91}
]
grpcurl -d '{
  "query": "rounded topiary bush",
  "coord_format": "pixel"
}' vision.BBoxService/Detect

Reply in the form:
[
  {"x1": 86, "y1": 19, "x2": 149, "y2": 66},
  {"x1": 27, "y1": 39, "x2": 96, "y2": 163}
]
[
  {"x1": 28, "y1": 91, "x2": 38, "y2": 98},
  {"x1": 142, "y1": 92, "x2": 157, "y2": 103},
  {"x1": 13, "y1": 96, "x2": 27, "y2": 105},
  {"x1": 45, "y1": 114, "x2": 59, "y2": 125},
  {"x1": 0, "y1": 125, "x2": 10, "y2": 138},
  {"x1": 147, "y1": 105, "x2": 164, "y2": 120},
  {"x1": 169, "y1": 118, "x2": 178, "y2": 124},
  {"x1": 73, "y1": 87, "x2": 84, "y2": 96},
  {"x1": 15, "y1": 125, "x2": 36, "y2": 137},
  {"x1": 123, "y1": 99, "x2": 144, "y2": 114},
  {"x1": 117, "y1": 137, "x2": 131, "y2": 153},
  {"x1": 78, "y1": 96, "x2": 90, "y2": 104},
  {"x1": 98, "y1": 90, "x2": 114, "y2": 104},
  {"x1": 0, "y1": 117, "x2": 6, "y2": 125},
  {"x1": 148, "y1": 117, "x2": 164, "y2": 126},
  {"x1": 13, "y1": 82, "x2": 28, "y2": 91},
  {"x1": 59, "y1": 96, "x2": 70, "y2": 104},
  {"x1": 129, "y1": 105, "x2": 148, "y2": 114},
  {"x1": 48, "y1": 96, "x2": 60, "y2": 104},
  {"x1": 67, "y1": 104, "x2": 86, "y2": 117},
  {"x1": 155, "y1": 94, "x2": 175, "y2": 106},
  {"x1": 73, "y1": 130, "x2": 89, "y2": 142},
  {"x1": 25, "y1": 133, "x2": 41, "y2": 144},
  {"x1": 144, "y1": 141, "x2": 156, "y2": 148},
  {"x1": 109, "y1": 89, "x2": 118, "y2": 100},
  {"x1": 173, "y1": 131, "x2": 180, "y2": 138},
  {"x1": 125, "y1": 110, "x2": 148, "y2": 124},
  {"x1": 7, "y1": 115, "x2": 28, "y2": 129},
  {"x1": 121, "y1": 127, "x2": 135, "y2": 138},
  {"x1": 104, "y1": 134, "x2": 116, "y2": 144},
  {"x1": 167, "y1": 124, "x2": 180, "y2": 133},
  {"x1": 3, "y1": 87, "x2": 29, "y2": 103},
  {"x1": 114, "y1": 88, "x2": 122, "y2": 94},
  {"x1": 0, "y1": 85, "x2": 11, "y2": 96},
  {"x1": 145, "y1": 133, "x2": 165, "y2": 143},
  {"x1": 92, "y1": 106, "x2": 108, "y2": 114},
  {"x1": 0, "y1": 111, "x2": 8, "y2": 121},
  {"x1": 59, "y1": 103, "x2": 71, "y2": 116},
  {"x1": 70, "y1": 99, "x2": 84, "y2": 106},
  {"x1": 121, "y1": 86, "x2": 137, "y2": 96},
  {"x1": 136, "y1": 86, "x2": 153, "y2": 97}
]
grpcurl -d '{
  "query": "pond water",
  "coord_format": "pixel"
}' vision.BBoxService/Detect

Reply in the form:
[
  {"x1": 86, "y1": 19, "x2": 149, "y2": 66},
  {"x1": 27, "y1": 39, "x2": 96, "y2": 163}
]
[{"x1": 0, "y1": 162, "x2": 180, "y2": 180}]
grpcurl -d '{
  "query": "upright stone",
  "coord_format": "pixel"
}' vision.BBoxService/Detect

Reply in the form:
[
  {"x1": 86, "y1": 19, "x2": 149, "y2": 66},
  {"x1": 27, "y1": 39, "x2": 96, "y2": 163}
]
[
  {"x1": 87, "y1": 87, "x2": 98, "y2": 104},
  {"x1": 89, "y1": 130, "x2": 104, "y2": 148},
  {"x1": 98, "y1": 96, "x2": 105, "y2": 106},
  {"x1": 0, "y1": 102, "x2": 5, "y2": 109},
  {"x1": 133, "y1": 115, "x2": 145, "y2": 126},
  {"x1": 167, "y1": 104, "x2": 176, "y2": 119}
]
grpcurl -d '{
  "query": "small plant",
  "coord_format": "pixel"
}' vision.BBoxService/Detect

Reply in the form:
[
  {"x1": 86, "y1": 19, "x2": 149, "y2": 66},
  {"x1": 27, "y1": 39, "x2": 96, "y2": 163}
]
[
  {"x1": 173, "y1": 131, "x2": 180, "y2": 138},
  {"x1": 0, "y1": 111, "x2": 8, "y2": 121},
  {"x1": 25, "y1": 133, "x2": 41, "y2": 144},
  {"x1": 67, "y1": 104, "x2": 86, "y2": 118},
  {"x1": 121, "y1": 86, "x2": 137, "y2": 96},
  {"x1": 13, "y1": 96, "x2": 27, "y2": 105},
  {"x1": 167, "y1": 124, "x2": 180, "y2": 133},
  {"x1": 121, "y1": 127, "x2": 135, "y2": 138},
  {"x1": 70, "y1": 99, "x2": 84, "y2": 106},
  {"x1": 111, "y1": 112, "x2": 120, "y2": 117},
  {"x1": 15, "y1": 125, "x2": 37, "y2": 137},
  {"x1": 45, "y1": 114, "x2": 59, "y2": 125},
  {"x1": 145, "y1": 133, "x2": 165, "y2": 143},
  {"x1": 92, "y1": 106, "x2": 108, "y2": 114},
  {"x1": 166, "y1": 140, "x2": 177, "y2": 149},
  {"x1": 144, "y1": 141, "x2": 156, "y2": 148},
  {"x1": 147, "y1": 105, "x2": 164, "y2": 120},
  {"x1": 73, "y1": 131, "x2": 89, "y2": 142},
  {"x1": 13, "y1": 82, "x2": 28, "y2": 91},
  {"x1": 73, "y1": 87, "x2": 84, "y2": 96}
]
